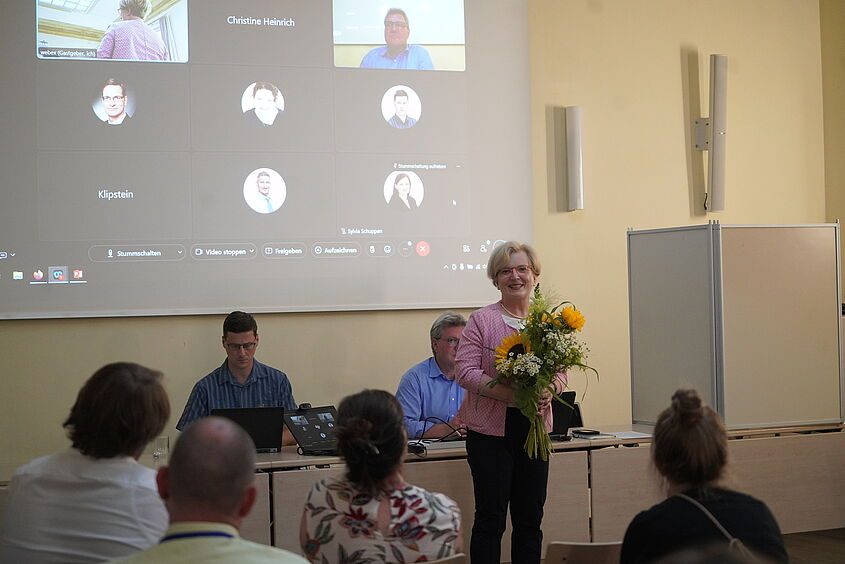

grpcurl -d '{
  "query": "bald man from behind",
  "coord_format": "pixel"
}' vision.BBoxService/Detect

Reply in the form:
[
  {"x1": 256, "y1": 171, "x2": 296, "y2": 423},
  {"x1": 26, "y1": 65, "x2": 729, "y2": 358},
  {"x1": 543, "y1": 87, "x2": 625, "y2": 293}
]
[{"x1": 113, "y1": 417, "x2": 306, "y2": 563}]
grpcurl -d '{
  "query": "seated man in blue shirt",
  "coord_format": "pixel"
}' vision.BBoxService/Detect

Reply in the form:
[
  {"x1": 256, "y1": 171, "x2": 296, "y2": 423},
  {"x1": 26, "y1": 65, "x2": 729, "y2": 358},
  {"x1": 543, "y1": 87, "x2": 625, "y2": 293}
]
[
  {"x1": 176, "y1": 311, "x2": 297, "y2": 445},
  {"x1": 360, "y1": 8, "x2": 434, "y2": 70},
  {"x1": 395, "y1": 311, "x2": 466, "y2": 438}
]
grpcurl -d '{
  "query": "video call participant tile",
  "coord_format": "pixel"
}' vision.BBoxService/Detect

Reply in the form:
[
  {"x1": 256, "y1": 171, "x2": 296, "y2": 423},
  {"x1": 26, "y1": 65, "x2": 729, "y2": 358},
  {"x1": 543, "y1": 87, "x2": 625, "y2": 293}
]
[
  {"x1": 36, "y1": 61, "x2": 190, "y2": 152},
  {"x1": 190, "y1": 152, "x2": 336, "y2": 240},
  {"x1": 334, "y1": 153, "x2": 470, "y2": 240},
  {"x1": 37, "y1": 151, "x2": 191, "y2": 242},
  {"x1": 332, "y1": 69, "x2": 468, "y2": 155},
  {"x1": 189, "y1": 65, "x2": 334, "y2": 153},
  {"x1": 188, "y1": 0, "x2": 330, "y2": 68}
]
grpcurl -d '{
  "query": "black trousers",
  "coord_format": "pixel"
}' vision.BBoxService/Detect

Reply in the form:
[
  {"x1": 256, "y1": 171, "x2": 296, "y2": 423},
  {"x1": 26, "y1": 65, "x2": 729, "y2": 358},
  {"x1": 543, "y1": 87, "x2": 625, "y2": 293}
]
[{"x1": 466, "y1": 407, "x2": 550, "y2": 564}]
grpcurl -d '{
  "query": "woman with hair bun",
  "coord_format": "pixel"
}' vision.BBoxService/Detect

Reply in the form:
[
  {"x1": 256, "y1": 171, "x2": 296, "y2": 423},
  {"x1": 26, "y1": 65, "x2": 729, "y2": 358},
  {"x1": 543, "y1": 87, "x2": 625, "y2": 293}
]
[
  {"x1": 621, "y1": 389, "x2": 787, "y2": 563},
  {"x1": 299, "y1": 389, "x2": 462, "y2": 562}
]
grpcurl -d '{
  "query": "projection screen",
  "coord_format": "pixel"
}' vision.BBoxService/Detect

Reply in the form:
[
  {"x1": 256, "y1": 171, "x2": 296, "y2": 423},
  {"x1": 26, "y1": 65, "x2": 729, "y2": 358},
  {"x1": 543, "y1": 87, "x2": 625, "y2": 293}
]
[{"x1": 0, "y1": 0, "x2": 532, "y2": 318}]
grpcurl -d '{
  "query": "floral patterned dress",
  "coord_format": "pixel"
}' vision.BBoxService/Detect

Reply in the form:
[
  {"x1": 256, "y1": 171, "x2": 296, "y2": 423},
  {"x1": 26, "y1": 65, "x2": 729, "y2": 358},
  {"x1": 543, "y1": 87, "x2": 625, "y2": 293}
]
[{"x1": 301, "y1": 477, "x2": 461, "y2": 563}]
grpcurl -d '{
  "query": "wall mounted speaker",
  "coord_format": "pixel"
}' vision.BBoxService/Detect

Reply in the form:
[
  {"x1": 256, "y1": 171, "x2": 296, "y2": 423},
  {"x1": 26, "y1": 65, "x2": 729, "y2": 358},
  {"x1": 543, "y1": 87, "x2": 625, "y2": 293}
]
[
  {"x1": 553, "y1": 105, "x2": 584, "y2": 211},
  {"x1": 695, "y1": 54, "x2": 727, "y2": 212}
]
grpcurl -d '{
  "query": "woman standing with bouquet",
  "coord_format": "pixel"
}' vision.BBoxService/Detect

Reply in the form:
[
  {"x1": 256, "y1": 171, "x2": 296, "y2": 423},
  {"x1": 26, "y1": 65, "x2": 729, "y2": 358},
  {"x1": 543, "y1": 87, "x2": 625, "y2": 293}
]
[{"x1": 455, "y1": 241, "x2": 567, "y2": 564}]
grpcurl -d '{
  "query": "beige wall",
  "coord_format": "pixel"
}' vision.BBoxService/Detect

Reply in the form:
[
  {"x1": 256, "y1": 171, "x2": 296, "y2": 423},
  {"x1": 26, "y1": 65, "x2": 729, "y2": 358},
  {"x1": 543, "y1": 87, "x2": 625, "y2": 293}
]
[
  {"x1": 0, "y1": 0, "x2": 828, "y2": 473},
  {"x1": 528, "y1": 0, "x2": 824, "y2": 428},
  {"x1": 821, "y1": 0, "x2": 845, "y2": 282}
]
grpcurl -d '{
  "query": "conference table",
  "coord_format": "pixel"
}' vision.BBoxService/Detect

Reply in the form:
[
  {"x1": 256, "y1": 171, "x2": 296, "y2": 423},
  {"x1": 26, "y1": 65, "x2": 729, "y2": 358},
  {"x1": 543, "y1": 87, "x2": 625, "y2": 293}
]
[
  {"x1": 236, "y1": 424, "x2": 845, "y2": 555},
  {"x1": 2, "y1": 424, "x2": 843, "y2": 560}
]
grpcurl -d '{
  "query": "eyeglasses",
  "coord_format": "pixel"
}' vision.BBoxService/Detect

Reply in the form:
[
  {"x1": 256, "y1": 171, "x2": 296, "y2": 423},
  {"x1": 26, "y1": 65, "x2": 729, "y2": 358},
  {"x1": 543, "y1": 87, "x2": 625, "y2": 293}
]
[
  {"x1": 497, "y1": 265, "x2": 532, "y2": 277},
  {"x1": 102, "y1": 95, "x2": 125, "y2": 102},
  {"x1": 225, "y1": 341, "x2": 256, "y2": 351},
  {"x1": 384, "y1": 20, "x2": 408, "y2": 29},
  {"x1": 435, "y1": 337, "x2": 460, "y2": 346}
]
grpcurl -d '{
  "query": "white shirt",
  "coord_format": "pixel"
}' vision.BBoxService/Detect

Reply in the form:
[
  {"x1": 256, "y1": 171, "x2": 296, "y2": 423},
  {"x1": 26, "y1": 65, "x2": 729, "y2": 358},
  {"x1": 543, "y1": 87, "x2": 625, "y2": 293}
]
[
  {"x1": 244, "y1": 191, "x2": 281, "y2": 214},
  {"x1": 0, "y1": 448, "x2": 167, "y2": 564}
]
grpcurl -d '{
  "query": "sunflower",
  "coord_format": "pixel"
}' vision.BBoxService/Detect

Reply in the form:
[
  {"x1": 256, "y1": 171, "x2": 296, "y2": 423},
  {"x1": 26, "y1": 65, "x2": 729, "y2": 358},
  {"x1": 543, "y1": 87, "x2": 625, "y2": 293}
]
[
  {"x1": 495, "y1": 332, "x2": 531, "y2": 365},
  {"x1": 562, "y1": 306, "x2": 586, "y2": 331}
]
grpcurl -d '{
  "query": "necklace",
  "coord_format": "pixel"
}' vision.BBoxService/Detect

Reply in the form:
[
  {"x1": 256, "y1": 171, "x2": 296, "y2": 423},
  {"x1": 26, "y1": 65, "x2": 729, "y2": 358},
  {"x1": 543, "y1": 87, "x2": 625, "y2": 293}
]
[{"x1": 500, "y1": 301, "x2": 526, "y2": 319}]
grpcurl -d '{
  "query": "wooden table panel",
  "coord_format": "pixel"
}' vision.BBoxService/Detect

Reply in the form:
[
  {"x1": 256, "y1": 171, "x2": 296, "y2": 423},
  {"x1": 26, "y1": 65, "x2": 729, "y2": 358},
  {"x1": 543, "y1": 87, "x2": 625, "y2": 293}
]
[
  {"x1": 542, "y1": 450, "x2": 591, "y2": 544},
  {"x1": 402, "y1": 457, "x2": 475, "y2": 553},
  {"x1": 590, "y1": 445, "x2": 662, "y2": 542},
  {"x1": 242, "y1": 471, "x2": 271, "y2": 545},
  {"x1": 729, "y1": 432, "x2": 845, "y2": 534}
]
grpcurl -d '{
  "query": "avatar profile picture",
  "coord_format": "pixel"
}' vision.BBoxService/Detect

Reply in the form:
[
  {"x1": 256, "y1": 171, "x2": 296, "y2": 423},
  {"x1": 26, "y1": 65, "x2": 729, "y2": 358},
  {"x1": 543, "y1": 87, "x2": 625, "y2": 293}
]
[
  {"x1": 241, "y1": 82, "x2": 284, "y2": 126},
  {"x1": 92, "y1": 78, "x2": 135, "y2": 125},
  {"x1": 243, "y1": 168, "x2": 286, "y2": 214},
  {"x1": 384, "y1": 170, "x2": 424, "y2": 210},
  {"x1": 381, "y1": 85, "x2": 421, "y2": 129}
]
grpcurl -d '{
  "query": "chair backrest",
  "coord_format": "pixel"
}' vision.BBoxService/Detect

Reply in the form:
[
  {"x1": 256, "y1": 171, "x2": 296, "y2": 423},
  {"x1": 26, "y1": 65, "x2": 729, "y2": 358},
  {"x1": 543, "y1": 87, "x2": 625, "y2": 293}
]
[
  {"x1": 545, "y1": 541, "x2": 622, "y2": 564},
  {"x1": 429, "y1": 553, "x2": 467, "y2": 564}
]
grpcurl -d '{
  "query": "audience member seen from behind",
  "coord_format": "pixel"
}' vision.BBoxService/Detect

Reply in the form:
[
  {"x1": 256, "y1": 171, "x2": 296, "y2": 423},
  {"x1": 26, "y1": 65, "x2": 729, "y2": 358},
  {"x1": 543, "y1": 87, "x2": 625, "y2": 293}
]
[
  {"x1": 396, "y1": 311, "x2": 466, "y2": 438},
  {"x1": 360, "y1": 8, "x2": 433, "y2": 70},
  {"x1": 300, "y1": 390, "x2": 462, "y2": 562},
  {"x1": 620, "y1": 389, "x2": 787, "y2": 564},
  {"x1": 176, "y1": 310, "x2": 296, "y2": 448},
  {"x1": 97, "y1": 0, "x2": 169, "y2": 61},
  {"x1": 113, "y1": 417, "x2": 306, "y2": 563},
  {"x1": 0, "y1": 362, "x2": 170, "y2": 564},
  {"x1": 455, "y1": 241, "x2": 566, "y2": 564}
]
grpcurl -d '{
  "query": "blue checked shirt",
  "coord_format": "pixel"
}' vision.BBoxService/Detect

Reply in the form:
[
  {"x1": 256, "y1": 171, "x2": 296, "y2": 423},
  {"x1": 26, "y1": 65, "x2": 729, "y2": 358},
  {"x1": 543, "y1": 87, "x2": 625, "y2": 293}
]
[
  {"x1": 359, "y1": 45, "x2": 434, "y2": 70},
  {"x1": 395, "y1": 357, "x2": 464, "y2": 438},
  {"x1": 176, "y1": 359, "x2": 296, "y2": 430}
]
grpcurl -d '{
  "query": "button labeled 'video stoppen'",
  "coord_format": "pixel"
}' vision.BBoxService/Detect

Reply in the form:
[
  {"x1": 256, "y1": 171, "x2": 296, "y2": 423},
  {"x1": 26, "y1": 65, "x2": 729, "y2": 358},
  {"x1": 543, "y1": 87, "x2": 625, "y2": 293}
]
[{"x1": 191, "y1": 244, "x2": 257, "y2": 259}]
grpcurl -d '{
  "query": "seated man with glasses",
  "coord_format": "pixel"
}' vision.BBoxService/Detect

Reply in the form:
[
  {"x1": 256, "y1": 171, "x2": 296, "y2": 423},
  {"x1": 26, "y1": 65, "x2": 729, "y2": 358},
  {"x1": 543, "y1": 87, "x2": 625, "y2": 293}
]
[
  {"x1": 360, "y1": 8, "x2": 434, "y2": 70},
  {"x1": 176, "y1": 311, "x2": 297, "y2": 445},
  {"x1": 395, "y1": 311, "x2": 467, "y2": 438}
]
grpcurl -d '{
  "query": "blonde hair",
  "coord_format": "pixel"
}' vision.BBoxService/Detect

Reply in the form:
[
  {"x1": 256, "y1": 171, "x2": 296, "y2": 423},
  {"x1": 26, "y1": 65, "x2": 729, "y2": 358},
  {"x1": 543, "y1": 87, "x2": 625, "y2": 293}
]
[
  {"x1": 486, "y1": 241, "x2": 541, "y2": 287},
  {"x1": 119, "y1": 0, "x2": 150, "y2": 18}
]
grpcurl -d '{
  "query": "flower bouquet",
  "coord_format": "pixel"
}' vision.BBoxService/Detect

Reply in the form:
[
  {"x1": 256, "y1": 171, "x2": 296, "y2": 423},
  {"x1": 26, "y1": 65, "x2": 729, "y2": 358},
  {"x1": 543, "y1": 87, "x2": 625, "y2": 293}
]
[{"x1": 490, "y1": 284, "x2": 596, "y2": 460}]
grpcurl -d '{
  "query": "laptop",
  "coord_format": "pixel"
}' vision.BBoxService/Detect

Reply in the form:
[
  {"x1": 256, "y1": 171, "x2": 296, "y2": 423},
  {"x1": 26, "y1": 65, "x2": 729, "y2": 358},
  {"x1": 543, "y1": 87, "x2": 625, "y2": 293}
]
[
  {"x1": 549, "y1": 391, "x2": 579, "y2": 441},
  {"x1": 283, "y1": 405, "x2": 339, "y2": 456},
  {"x1": 210, "y1": 407, "x2": 286, "y2": 453}
]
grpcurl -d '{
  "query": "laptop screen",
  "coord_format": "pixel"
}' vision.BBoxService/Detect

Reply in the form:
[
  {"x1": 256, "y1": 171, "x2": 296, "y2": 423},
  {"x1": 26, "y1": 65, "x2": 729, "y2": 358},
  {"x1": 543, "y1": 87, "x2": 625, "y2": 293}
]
[
  {"x1": 210, "y1": 407, "x2": 285, "y2": 453},
  {"x1": 283, "y1": 405, "x2": 339, "y2": 455}
]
